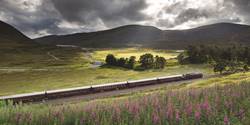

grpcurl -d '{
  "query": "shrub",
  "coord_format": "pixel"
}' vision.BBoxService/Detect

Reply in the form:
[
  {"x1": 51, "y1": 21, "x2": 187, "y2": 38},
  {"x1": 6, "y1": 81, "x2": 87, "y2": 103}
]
[
  {"x1": 139, "y1": 53, "x2": 154, "y2": 69},
  {"x1": 105, "y1": 54, "x2": 117, "y2": 65}
]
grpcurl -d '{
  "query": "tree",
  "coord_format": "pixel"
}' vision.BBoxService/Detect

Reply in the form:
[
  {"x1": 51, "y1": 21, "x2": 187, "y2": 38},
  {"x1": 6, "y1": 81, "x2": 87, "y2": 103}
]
[
  {"x1": 243, "y1": 65, "x2": 249, "y2": 72},
  {"x1": 105, "y1": 54, "x2": 117, "y2": 65},
  {"x1": 117, "y1": 58, "x2": 127, "y2": 67},
  {"x1": 177, "y1": 52, "x2": 189, "y2": 64},
  {"x1": 154, "y1": 56, "x2": 166, "y2": 69},
  {"x1": 227, "y1": 60, "x2": 242, "y2": 73},
  {"x1": 139, "y1": 53, "x2": 154, "y2": 69},
  {"x1": 213, "y1": 61, "x2": 226, "y2": 74},
  {"x1": 126, "y1": 56, "x2": 136, "y2": 69}
]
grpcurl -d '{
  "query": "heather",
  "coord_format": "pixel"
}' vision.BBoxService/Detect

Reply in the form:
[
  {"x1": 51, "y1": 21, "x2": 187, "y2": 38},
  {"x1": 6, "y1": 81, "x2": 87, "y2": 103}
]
[{"x1": 0, "y1": 78, "x2": 250, "y2": 125}]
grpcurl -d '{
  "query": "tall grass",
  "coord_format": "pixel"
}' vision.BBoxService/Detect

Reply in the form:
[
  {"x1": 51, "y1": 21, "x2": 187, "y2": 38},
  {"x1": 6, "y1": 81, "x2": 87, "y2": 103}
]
[{"x1": 0, "y1": 81, "x2": 250, "y2": 125}]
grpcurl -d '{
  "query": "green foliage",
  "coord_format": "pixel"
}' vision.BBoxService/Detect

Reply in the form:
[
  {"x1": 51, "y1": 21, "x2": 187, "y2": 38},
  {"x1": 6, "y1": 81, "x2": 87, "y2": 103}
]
[
  {"x1": 180, "y1": 44, "x2": 250, "y2": 74},
  {"x1": 105, "y1": 54, "x2": 117, "y2": 65},
  {"x1": 139, "y1": 53, "x2": 154, "y2": 69},
  {"x1": 186, "y1": 45, "x2": 209, "y2": 63},
  {"x1": 126, "y1": 56, "x2": 136, "y2": 69},
  {"x1": 0, "y1": 101, "x2": 6, "y2": 108},
  {"x1": 117, "y1": 58, "x2": 127, "y2": 67},
  {"x1": 213, "y1": 61, "x2": 226, "y2": 74},
  {"x1": 105, "y1": 53, "x2": 167, "y2": 70},
  {"x1": 244, "y1": 65, "x2": 249, "y2": 72},
  {"x1": 154, "y1": 56, "x2": 166, "y2": 69},
  {"x1": 181, "y1": 45, "x2": 250, "y2": 64},
  {"x1": 177, "y1": 53, "x2": 189, "y2": 64}
]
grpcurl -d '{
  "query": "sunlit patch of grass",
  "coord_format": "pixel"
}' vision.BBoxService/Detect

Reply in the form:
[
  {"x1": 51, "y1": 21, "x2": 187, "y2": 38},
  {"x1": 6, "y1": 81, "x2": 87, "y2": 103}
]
[
  {"x1": 0, "y1": 64, "x2": 213, "y2": 96},
  {"x1": 188, "y1": 72, "x2": 250, "y2": 88},
  {"x1": 92, "y1": 48, "x2": 180, "y2": 61}
]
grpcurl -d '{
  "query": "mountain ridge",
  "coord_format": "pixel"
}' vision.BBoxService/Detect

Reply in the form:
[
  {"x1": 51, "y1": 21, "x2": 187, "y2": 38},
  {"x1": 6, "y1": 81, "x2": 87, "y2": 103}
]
[
  {"x1": 0, "y1": 21, "x2": 36, "y2": 48},
  {"x1": 35, "y1": 22, "x2": 250, "y2": 49}
]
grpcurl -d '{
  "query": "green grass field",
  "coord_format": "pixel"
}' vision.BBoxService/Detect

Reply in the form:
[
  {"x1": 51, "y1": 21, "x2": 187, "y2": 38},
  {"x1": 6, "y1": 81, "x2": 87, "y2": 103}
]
[
  {"x1": 1, "y1": 72, "x2": 249, "y2": 125},
  {"x1": 0, "y1": 46, "x2": 88, "y2": 68},
  {"x1": 0, "y1": 48, "x2": 214, "y2": 96},
  {"x1": 92, "y1": 48, "x2": 180, "y2": 61},
  {"x1": 0, "y1": 64, "x2": 213, "y2": 96}
]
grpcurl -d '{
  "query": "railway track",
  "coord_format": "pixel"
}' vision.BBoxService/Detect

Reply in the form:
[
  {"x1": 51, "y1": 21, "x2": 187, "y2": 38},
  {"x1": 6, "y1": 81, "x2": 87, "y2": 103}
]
[{"x1": 0, "y1": 73, "x2": 203, "y2": 104}]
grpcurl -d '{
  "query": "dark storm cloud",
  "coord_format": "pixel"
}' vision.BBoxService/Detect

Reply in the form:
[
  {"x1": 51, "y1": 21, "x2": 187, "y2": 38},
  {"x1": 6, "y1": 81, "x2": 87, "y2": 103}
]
[
  {"x1": 0, "y1": 0, "x2": 250, "y2": 38},
  {"x1": 228, "y1": 0, "x2": 250, "y2": 22},
  {"x1": 156, "y1": 2, "x2": 214, "y2": 28},
  {"x1": 175, "y1": 8, "x2": 211, "y2": 25},
  {"x1": 0, "y1": 0, "x2": 149, "y2": 38},
  {"x1": 156, "y1": 0, "x2": 248, "y2": 29},
  {"x1": 50, "y1": 0, "x2": 149, "y2": 27},
  {"x1": 0, "y1": 0, "x2": 63, "y2": 37}
]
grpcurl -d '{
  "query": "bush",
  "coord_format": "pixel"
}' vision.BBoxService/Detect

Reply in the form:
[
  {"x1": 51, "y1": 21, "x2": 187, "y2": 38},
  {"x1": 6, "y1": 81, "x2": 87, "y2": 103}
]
[
  {"x1": 213, "y1": 61, "x2": 226, "y2": 74},
  {"x1": 105, "y1": 54, "x2": 117, "y2": 65},
  {"x1": 139, "y1": 53, "x2": 154, "y2": 69},
  {"x1": 154, "y1": 56, "x2": 166, "y2": 69},
  {"x1": 126, "y1": 56, "x2": 136, "y2": 69},
  {"x1": 117, "y1": 58, "x2": 127, "y2": 67}
]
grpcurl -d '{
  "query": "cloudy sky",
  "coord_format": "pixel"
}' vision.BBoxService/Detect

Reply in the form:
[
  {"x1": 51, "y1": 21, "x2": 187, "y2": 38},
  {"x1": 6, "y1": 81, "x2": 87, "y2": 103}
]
[{"x1": 0, "y1": 0, "x2": 249, "y2": 38}]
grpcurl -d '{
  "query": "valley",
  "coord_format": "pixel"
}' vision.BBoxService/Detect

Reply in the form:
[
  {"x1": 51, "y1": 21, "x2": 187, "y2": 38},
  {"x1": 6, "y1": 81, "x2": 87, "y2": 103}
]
[
  {"x1": 0, "y1": 19, "x2": 249, "y2": 125},
  {"x1": 0, "y1": 48, "x2": 213, "y2": 96}
]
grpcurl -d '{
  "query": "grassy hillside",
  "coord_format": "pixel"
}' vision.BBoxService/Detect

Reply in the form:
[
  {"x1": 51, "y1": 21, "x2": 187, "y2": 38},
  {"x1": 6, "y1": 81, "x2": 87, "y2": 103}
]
[
  {"x1": 0, "y1": 72, "x2": 249, "y2": 125},
  {"x1": 0, "y1": 21, "x2": 35, "y2": 47},
  {"x1": 35, "y1": 23, "x2": 250, "y2": 49},
  {"x1": 0, "y1": 21, "x2": 88, "y2": 68},
  {"x1": 0, "y1": 46, "x2": 88, "y2": 68}
]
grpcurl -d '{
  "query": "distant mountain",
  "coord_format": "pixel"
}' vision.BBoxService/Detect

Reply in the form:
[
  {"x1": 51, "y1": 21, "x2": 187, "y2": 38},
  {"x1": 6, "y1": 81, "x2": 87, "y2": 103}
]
[
  {"x1": 0, "y1": 21, "x2": 36, "y2": 48},
  {"x1": 35, "y1": 23, "x2": 250, "y2": 49},
  {"x1": 35, "y1": 25, "x2": 164, "y2": 48},
  {"x1": 157, "y1": 23, "x2": 250, "y2": 48}
]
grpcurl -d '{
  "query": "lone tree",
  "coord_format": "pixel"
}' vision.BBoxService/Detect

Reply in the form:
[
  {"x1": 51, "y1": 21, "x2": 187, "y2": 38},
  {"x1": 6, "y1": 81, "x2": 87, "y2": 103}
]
[
  {"x1": 105, "y1": 54, "x2": 117, "y2": 65},
  {"x1": 139, "y1": 53, "x2": 154, "y2": 69},
  {"x1": 213, "y1": 61, "x2": 226, "y2": 74},
  {"x1": 154, "y1": 56, "x2": 167, "y2": 69},
  {"x1": 127, "y1": 56, "x2": 136, "y2": 69}
]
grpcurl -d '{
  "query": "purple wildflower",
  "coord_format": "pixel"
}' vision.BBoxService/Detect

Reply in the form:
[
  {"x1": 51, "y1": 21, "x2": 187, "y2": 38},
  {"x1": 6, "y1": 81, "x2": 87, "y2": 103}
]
[
  {"x1": 224, "y1": 115, "x2": 230, "y2": 125},
  {"x1": 152, "y1": 112, "x2": 160, "y2": 125},
  {"x1": 185, "y1": 104, "x2": 193, "y2": 116},
  {"x1": 195, "y1": 110, "x2": 201, "y2": 121},
  {"x1": 175, "y1": 110, "x2": 180, "y2": 122}
]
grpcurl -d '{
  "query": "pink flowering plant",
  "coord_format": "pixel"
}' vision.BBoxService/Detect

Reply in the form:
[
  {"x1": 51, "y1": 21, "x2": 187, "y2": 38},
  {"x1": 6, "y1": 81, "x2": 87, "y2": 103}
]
[{"x1": 0, "y1": 81, "x2": 250, "y2": 125}]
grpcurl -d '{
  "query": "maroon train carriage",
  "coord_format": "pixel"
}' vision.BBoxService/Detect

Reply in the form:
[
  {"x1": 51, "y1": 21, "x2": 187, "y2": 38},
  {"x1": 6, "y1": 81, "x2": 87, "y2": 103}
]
[
  {"x1": 91, "y1": 81, "x2": 128, "y2": 92},
  {"x1": 127, "y1": 78, "x2": 158, "y2": 87},
  {"x1": 0, "y1": 92, "x2": 45, "y2": 104},
  {"x1": 46, "y1": 86, "x2": 91, "y2": 100},
  {"x1": 183, "y1": 73, "x2": 203, "y2": 80},
  {"x1": 157, "y1": 75, "x2": 184, "y2": 83}
]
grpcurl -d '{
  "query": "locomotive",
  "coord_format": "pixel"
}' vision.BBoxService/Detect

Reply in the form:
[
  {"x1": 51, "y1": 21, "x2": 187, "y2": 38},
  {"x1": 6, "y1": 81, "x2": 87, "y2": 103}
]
[{"x1": 0, "y1": 73, "x2": 203, "y2": 103}]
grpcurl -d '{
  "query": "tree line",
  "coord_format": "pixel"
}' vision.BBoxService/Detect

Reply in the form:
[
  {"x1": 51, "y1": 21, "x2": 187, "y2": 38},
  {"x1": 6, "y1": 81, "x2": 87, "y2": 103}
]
[
  {"x1": 178, "y1": 45, "x2": 250, "y2": 74},
  {"x1": 105, "y1": 53, "x2": 166, "y2": 70}
]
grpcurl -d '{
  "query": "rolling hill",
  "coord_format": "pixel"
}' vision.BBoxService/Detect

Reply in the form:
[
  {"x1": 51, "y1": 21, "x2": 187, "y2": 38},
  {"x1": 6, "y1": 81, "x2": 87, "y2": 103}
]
[
  {"x1": 35, "y1": 23, "x2": 250, "y2": 49},
  {"x1": 0, "y1": 21, "x2": 85, "y2": 67},
  {"x1": 0, "y1": 21, "x2": 36, "y2": 48}
]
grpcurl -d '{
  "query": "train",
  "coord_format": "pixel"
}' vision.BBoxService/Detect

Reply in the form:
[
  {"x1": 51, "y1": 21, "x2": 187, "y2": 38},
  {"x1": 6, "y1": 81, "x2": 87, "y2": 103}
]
[{"x1": 0, "y1": 73, "x2": 203, "y2": 103}]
